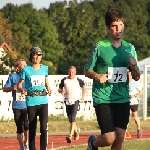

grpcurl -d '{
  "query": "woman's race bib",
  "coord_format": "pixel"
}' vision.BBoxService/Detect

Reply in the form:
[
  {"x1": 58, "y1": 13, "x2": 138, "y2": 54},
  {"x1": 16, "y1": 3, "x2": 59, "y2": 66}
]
[{"x1": 30, "y1": 75, "x2": 45, "y2": 86}]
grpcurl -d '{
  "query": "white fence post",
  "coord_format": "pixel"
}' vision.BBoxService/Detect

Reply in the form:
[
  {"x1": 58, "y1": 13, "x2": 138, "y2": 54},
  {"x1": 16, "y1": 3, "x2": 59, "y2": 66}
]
[{"x1": 143, "y1": 65, "x2": 149, "y2": 120}]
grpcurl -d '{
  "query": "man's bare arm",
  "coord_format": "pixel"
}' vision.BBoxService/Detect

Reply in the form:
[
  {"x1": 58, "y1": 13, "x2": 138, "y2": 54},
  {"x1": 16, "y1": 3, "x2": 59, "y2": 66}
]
[
  {"x1": 84, "y1": 68, "x2": 109, "y2": 83},
  {"x1": 81, "y1": 85, "x2": 86, "y2": 102},
  {"x1": 3, "y1": 87, "x2": 14, "y2": 92},
  {"x1": 129, "y1": 54, "x2": 140, "y2": 81},
  {"x1": 84, "y1": 68, "x2": 97, "y2": 80},
  {"x1": 58, "y1": 88, "x2": 63, "y2": 94},
  {"x1": 17, "y1": 79, "x2": 24, "y2": 92}
]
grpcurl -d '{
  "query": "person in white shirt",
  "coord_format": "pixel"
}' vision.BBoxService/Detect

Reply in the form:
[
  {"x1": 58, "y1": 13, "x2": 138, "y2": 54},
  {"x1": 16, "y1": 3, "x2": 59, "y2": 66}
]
[
  {"x1": 58, "y1": 66, "x2": 86, "y2": 143},
  {"x1": 128, "y1": 72, "x2": 143, "y2": 138}
]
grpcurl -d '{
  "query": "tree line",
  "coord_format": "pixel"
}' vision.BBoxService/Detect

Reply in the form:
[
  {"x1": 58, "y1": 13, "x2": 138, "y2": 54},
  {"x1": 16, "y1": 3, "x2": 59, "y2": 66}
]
[{"x1": 0, "y1": 0, "x2": 150, "y2": 75}]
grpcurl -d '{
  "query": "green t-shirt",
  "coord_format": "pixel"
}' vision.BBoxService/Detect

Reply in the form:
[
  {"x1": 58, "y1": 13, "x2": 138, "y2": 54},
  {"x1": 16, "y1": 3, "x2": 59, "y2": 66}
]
[{"x1": 85, "y1": 38, "x2": 138, "y2": 106}]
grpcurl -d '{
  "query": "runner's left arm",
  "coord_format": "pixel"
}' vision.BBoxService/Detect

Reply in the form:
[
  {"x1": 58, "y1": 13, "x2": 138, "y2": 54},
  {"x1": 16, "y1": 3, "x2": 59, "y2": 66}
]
[
  {"x1": 45, "y1": 77, "x2": 52, "y2": 95},
  {"x1": 45, "y1": 66, "x2": 52, "y2": 95},
  {"x1": 58, "y1": 77, "x2": 66, "y2": 94},
  {"x1": 77, "y1": 78, "x2": 86, "y2": 102},
  {"x1": 3, "y1": 74, "x2": 17, "y2": 92},
  {"x1": 128, "y1": 45, "x2": 140, "y2": 81}
]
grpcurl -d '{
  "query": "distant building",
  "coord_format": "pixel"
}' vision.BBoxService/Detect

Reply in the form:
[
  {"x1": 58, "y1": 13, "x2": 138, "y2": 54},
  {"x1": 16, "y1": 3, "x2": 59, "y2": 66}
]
[{"x1": 0, "y1": 41, "x2": 17, "y2": 74}]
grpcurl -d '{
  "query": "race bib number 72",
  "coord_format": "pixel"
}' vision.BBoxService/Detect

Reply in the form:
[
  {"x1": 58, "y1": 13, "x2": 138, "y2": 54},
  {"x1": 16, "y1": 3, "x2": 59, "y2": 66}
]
[{"x1": 108, "y1": 67, "x2": 127, "y2": 83}]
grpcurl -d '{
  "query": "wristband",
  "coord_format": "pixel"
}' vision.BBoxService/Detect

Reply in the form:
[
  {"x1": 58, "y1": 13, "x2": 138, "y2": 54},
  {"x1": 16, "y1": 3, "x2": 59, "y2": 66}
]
[{"x1": 46, "y1": 84, "x2": 50, "y2": 88}]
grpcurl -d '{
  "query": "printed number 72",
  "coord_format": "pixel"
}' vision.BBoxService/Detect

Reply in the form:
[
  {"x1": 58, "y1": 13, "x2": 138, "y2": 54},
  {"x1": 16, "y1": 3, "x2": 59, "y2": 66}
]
[{"x1": 114, "y1": 71, "x2": 123, "y2": 82}]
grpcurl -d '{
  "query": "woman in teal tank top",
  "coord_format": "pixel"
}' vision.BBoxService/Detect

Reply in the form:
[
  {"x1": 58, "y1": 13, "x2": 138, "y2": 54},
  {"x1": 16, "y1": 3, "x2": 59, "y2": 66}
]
[{"x1": 17, "y1": 46, "x2": 52, "y2": 150}]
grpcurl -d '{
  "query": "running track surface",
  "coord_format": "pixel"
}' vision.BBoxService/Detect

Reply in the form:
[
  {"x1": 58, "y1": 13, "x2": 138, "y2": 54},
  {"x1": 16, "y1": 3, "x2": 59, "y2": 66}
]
[{"x1": 0, "y1": 131, "x2": 150, "y2": 150}]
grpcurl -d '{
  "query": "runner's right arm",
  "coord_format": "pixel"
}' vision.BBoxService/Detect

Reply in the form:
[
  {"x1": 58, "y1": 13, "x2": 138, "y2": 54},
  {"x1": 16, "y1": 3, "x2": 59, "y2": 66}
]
[
  {"x1": 3, "y1": 74, "x2": 17, "y2": 92},
  {"x1": 3, "y1": 85, "x2": 17, "y2": 92},
  {"x1": 58, "y1": 78, "x2": 66, "y2": 94},
  {"x1": 17, "y1": 79, "x2": 26, "y2": 95}
]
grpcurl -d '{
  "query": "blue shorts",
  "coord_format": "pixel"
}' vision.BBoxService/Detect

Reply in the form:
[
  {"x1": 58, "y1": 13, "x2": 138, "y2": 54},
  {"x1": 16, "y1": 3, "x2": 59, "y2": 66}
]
[{"x1": 65, "y1": 100, "x2": 79, "y2": 122}]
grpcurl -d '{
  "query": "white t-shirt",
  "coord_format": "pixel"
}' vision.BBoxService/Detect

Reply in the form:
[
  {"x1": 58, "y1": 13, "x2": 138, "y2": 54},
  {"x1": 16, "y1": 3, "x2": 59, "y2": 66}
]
[
  {"x1": 59, "y1": 76, "x2": 85, "y2": 105},
  {"x1": 64, "y1": 77, "x2": 81, "y2": 99},
  {"x1": 129, "y1": 79, "x2": 142, "y2": 105}
]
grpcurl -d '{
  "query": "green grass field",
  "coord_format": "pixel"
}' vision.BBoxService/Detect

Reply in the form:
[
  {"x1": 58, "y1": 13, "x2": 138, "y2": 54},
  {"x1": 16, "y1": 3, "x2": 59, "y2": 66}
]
[
  {"x1": 0, "y1": 116, "x2": 150, "y2": 134},
  {"x1": 57, "y1": 140, "x2": 150, "y2": 150}
]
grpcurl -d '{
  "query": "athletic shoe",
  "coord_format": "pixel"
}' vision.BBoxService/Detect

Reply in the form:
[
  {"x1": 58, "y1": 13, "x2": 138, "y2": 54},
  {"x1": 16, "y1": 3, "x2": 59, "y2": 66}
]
[
  {"x1": 74, "y1": 131, "x2": 79, "y2": 140},
  {"x1": 24, "y1": 143, "x2": 29, "y2": 150},
  {"x1": 137, "y1": 129, "x2": 142, "y2": 138},
  {"x1": 74, "y1": 126, "x2": 80, "y2": 140},
  {"x1": 66, "y1": 136, "x2": 72, "y2": 143},
  {"x1": 87, "y1": 135, "x2": 98, "y2": 150}
]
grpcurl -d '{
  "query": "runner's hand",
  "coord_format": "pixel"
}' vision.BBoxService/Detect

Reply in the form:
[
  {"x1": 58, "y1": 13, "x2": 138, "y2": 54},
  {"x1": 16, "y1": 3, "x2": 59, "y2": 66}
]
[
  {"x1": 128, "y1": 54, "x2": 140, "y2": 81},
  {"x1": 80, "y1": 97, "x2": 84, "y2": 103},
  {"x1": 47, "y1": 89, "x2": 52, "y2": 96},
  {"x1": 130, "y1": 95, "x2": 136, "y2": 98},
  {"x1": 21, "y1": 89, "x2": 27, "y2": 95},
  {"x1": 129, "y1": 54, "x2": 137, "y2": 71},
  {"x1": 95, "y1": 73, "x2": 109, "y2": 83},
  {"x1": 13, "y1": 85, "x2": 17, "y2": 91},
  {"x1": 61, "y1": 89, "x2": 68, "y2": 95}
]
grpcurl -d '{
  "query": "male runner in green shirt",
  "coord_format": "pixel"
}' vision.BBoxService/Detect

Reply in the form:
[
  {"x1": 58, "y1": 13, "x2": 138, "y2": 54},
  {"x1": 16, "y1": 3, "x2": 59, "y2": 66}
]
[{"x1": 84, "y1": 8, "x2": 140, "y2": 150}]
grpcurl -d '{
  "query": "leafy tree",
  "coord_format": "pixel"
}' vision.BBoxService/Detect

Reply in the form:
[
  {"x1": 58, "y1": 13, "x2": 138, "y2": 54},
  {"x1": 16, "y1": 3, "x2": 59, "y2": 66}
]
[
  {"x1": 1, "y1": 3, "x2": 64, "y2": 74},
  {"x1": 1, "y1": 0, "x2": 150, "y2": 75},
  {"x1": 0, "y1": 12, "x2": 13, "y2": 47},
  {"x1": 0, "y1": 12, "x2": 16, "y2": 74}
]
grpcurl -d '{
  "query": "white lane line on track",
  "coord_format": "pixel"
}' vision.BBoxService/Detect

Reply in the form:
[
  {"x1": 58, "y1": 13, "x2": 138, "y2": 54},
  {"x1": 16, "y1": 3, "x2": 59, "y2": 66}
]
[{"x1": 3, "y1": 146, "x2": 14, "y2": 148}]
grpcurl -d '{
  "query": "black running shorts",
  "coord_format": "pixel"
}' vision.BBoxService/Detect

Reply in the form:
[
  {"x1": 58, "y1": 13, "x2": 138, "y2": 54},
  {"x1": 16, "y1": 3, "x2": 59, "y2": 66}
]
[
  {"x1": 130, "y1": 104, "x2": 138, "y2": 112},
  {"x1": 95, "y1": 102, "x2": 130, "y2": 135},
  {"x1": 13, "y1": 108, "x2": 29, "y2": 134}
]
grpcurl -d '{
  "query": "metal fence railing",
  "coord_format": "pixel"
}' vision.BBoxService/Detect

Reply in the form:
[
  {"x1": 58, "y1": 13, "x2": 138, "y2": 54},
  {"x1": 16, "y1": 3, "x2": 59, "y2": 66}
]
[{"x1": 141, "y1": 65, "x2": 150, "y2": 120}]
